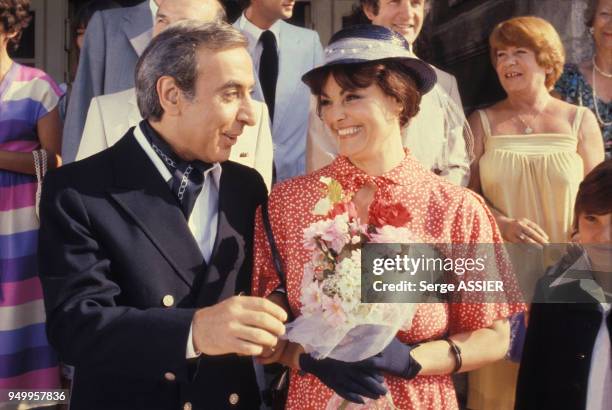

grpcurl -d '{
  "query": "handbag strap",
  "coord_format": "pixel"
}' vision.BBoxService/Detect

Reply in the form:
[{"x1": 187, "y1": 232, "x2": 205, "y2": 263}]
[
  {"x1": 32, "y1": 149, "x2": 48, "y2": 220},
  {"x1": 261, "y1": 201, "x2": 287, "y2": 290},
  {"x1": 260, "y1": 201, "x2": 292, "y2": 408}
]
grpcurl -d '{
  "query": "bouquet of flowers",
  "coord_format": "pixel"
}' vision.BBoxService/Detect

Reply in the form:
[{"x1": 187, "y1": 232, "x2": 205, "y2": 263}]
[{"x1": 285, "y1": 177, "x2": 418, "y2": 409}]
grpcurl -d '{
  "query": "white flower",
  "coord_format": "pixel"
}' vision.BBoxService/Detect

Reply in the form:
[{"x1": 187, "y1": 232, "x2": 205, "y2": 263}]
[
  {"x1": 319, "y1": 176, "x2": 332, "y2": 186},
  {"x1": 313, "y1": 197, "x2": 332, "y2": 216}
]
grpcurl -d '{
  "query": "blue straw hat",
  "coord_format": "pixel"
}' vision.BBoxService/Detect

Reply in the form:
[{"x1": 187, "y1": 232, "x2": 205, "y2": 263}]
[{"x1": 302, "y1": 24, "x2": 437, "y2": 94}]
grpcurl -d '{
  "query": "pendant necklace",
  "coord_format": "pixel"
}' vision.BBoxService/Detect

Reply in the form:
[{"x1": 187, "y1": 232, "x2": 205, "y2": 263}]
[
  {"x1": 515, "y1": 108, "x2": 544, "y2": 134},
  {"x1": 591, "y1": 57, "x2": 612, "y2": 126},
  {"x1": 516, "y1": 115, "x2": 535, "y2": 134}
]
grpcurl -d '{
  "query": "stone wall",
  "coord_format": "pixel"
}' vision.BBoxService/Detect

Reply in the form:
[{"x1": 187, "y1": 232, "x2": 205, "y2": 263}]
[{"x1": 533, "y1": 0, "x2": 593, "y2": 64}]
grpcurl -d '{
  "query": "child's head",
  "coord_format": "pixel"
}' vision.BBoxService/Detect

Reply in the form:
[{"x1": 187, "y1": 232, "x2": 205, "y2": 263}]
[
  {"x1": 573, "y1": 160, "x2": 611, "y2": 271},
  {"x1": 573, "y1": 160, "x2": 612, "y2": 243}
]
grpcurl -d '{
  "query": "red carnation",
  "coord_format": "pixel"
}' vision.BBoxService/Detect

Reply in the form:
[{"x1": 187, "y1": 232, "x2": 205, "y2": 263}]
[
  {"x1": 328, "y1": 201, "x2": 358, "y2": 219},
  {"x1": 369, "y1": 202, "x2": 411, "y2": 227}
]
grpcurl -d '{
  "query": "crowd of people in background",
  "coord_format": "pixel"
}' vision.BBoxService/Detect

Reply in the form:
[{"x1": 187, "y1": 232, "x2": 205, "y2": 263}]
[{"x1": 0, "y1": 0, "x2": 610, "y2": 409}]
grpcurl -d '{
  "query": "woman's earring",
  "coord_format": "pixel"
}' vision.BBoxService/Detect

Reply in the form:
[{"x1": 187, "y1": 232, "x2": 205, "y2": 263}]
[{"x1": 589, "y1": 27, "x2": 595, "y2": 35}]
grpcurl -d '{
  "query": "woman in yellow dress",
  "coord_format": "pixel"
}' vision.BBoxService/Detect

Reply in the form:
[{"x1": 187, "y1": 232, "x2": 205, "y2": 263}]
[{"x1": 467, "y1": 16, "x2": 605, "y2": 410}]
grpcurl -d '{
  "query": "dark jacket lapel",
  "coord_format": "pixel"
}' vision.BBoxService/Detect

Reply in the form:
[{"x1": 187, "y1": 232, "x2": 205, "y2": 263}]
[{"x1": 107, "y1": 131, "x2": 205, "y2": 287}]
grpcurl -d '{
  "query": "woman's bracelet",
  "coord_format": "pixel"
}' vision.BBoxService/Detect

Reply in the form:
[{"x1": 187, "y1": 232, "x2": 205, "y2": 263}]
[{"x1": 444, "y1": 338, "x2": 462, "y2": 374}]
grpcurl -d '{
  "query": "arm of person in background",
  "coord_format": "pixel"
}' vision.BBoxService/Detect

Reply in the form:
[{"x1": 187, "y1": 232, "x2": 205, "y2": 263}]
[
  {"x1": 304, "y1": 34, "x2": 331, "y2": 173},
  {"x1": 313, "y1": 30, "x2": 324, "y2": 66},
  {"x1": 0, "y1": 107, "x2": 62, "y2": 174},
  {"x1": 306, "y1": 97, "x2": 336, "y2": 172},
  {"x1": 440, "y1": 78, "x2": 470, "y2": 186},
  {"x1": 62, "y1": 11, "x2": 106, "y2": 163},
  {"x1": 577, "y1": 108, "x2": 605, "y2": 175},
  {"x1": 253, "y1": 102, "x2": 273, "y2": 192},
  {"x1": 466, "y1": 110, "x2": 548, "y2": 245},
  {"x1": 76, "y1": 96, "x2": 108, "y2": 161}
]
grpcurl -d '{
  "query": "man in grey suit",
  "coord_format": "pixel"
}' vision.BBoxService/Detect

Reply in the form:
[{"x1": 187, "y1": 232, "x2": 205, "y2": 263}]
[
  {"x1": 62, "y1": 0, "x2": 158, "y2": 163},
  {"x1": 234, "y1": 0, "x2": 324, "y2": 182}
]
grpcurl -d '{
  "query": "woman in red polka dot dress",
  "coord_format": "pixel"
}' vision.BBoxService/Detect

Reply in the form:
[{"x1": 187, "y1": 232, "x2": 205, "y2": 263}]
[{"x1": 252, "y1": 25, "x2": 526, "y2": 410}]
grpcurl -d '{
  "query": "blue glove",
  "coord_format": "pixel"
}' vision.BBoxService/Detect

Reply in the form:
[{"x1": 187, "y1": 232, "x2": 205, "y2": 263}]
[
  {"x1": 299, "y1": 354, "x2": 388, "y2": 404},
  {"x1": 367, "y1": 337, "x2": 421, "y2": 379}
]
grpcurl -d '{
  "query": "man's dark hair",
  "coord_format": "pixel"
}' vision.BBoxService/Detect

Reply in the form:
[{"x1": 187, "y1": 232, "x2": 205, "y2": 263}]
[{"x1": 0, "y1": 0, "x2": 31, "y2": 51}]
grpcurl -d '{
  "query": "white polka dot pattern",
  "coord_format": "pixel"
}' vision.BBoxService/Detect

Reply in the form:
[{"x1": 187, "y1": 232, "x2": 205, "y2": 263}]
[{"x1": 252, "y1": 152, "x2": 526, "y2": 409}]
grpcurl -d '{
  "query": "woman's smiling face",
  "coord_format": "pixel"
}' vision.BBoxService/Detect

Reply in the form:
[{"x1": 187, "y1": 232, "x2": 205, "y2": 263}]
[
  {"x1": 318, "y1": 74, "x2": 402, "y2": 163},
  {"x1": 494, "y1": 46, "x2": 549, "y2": 94}
]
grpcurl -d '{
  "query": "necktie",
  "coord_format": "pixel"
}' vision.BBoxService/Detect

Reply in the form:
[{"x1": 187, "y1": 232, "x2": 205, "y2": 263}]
[
  {"x1": 259, "y1": 30, "x2": 278, "y2": 122},
  {"x1": 139, "y1": 121, "x2": 212, "y2": 219}
]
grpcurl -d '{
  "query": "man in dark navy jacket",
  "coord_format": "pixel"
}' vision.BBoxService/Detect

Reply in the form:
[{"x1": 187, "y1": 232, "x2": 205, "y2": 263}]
[{"x1": 39, "y1": 21, "x2": 286, "y2": 410}]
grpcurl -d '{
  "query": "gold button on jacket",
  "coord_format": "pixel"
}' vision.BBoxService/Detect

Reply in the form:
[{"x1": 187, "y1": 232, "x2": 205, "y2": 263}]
[
  {"x1": 229, "y1": 393, "x2": 239, "y2": 405},
  {"x1": 162, "y1": 294, "x2": 174, "y2": 307}
]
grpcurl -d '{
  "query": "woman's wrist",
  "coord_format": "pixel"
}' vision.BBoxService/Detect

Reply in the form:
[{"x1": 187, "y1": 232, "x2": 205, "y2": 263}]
[
  {"x1": 495, "y1": 215, "x2": 514, "y2": 237},
  {"x1": 280, "y1": 342, "x2": 304, "y2": 370}
]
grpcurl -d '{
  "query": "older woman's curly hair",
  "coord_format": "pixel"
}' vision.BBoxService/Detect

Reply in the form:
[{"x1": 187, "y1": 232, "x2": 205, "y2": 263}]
[
  {"x1": 489, "y1": 16, "x2": 565, "y2": 90},
  {"x1": 0, "y1": 0, "x2": 31, "y2": 51}
]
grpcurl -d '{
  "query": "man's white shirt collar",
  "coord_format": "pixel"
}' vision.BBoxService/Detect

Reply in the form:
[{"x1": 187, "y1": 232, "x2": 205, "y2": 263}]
[
  {"x1": 239, "y1": 13, "x2": 281, "y2": 55},
  {"x1": 133, "y1": 123, "x2": 222, "y2": 188}
]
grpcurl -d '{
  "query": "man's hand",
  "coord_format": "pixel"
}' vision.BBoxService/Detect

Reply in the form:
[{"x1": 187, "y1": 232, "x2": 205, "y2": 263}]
[
  {"x1": 192, "y1": 296, "x2": 288, "y2": 356},
  {"x1": 257, "y1": 338, "x2": 288, "y2": 365}
]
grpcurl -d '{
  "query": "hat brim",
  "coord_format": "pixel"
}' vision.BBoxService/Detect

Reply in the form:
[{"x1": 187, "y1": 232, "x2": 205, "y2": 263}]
[{"x1": 302, "y1": 57, "x2": 437, "y2": 95}]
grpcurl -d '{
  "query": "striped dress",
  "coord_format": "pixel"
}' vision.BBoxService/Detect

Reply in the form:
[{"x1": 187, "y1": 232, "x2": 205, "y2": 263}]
[{"x1": 0, "y1": 63, "x2": 63, "y2": 407}]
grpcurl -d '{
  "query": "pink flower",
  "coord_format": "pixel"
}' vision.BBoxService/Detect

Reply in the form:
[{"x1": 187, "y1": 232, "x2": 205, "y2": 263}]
[
  {"x1": 303, "y1": 263, "x2": 315, "y2": 283},
  {"x1": 301, "y1": 281, "x2": 323, "y2": 315},
  {"x1": 321, "y1": 215, "x2": 350, "y2": 255},
  {"x1": 303, "y1": 220, "x2": 333, "y2": 251},
  {"x1": 322, "y1": 295, "x2": 347, "y2": 326}
]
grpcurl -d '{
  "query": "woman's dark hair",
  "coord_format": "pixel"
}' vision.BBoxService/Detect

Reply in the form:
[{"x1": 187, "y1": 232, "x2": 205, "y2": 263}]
[
  {"x1": 73, "y1": 0, "x2": 119, "y2": 37},
  {"x1": 573, "y1": 159, "x2": 612, "y2": 233},
  {"x1": 307, "y1": 60, "x2": 422, "y2": 128},
  {"x1": 0, "y1": 0, "x2": 31, "y2": 51}
]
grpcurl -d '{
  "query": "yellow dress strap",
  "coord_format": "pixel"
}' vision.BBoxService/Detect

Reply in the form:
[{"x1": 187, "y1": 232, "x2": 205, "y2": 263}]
[
  {"x1": 572, "y1": 106, "x2": 587, "y2": 138},
  {"x1": 477, "y1": 109, "x2": 492, "y2": 142}
]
